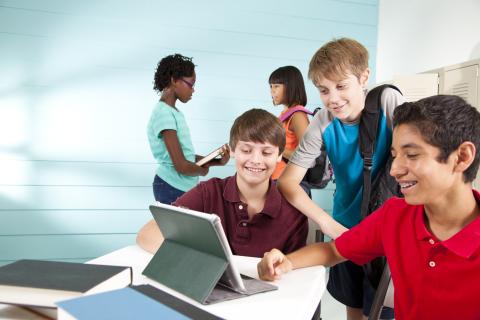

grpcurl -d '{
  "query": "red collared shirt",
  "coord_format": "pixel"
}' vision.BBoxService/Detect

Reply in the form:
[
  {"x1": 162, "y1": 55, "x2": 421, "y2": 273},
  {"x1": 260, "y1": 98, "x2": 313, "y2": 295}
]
[
  {"x1": 173, "y1": 175, "x2": 308, "y2": 257},
  {"x1": 336, "y1": 191, "x2": 480, "y2": 320}
]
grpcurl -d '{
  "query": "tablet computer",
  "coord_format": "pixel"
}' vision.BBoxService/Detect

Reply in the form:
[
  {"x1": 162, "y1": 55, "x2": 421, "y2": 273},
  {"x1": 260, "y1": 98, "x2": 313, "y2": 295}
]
[{"x1": 146, "y1": 203, "x2": 277, "y2": 304}]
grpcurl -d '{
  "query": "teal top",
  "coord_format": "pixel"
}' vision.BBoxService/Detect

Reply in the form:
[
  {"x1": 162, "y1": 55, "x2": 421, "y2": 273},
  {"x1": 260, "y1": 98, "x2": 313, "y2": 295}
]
[
  {"x1": 290, "y1": 88, "x2": 405, "y2": 228},
  {"x1": 147, "y1": 101, "x2": 198, "y2": 192}
]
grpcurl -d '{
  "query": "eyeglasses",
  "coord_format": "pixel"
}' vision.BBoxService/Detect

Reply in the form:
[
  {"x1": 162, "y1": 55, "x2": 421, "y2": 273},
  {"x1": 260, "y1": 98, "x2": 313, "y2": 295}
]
[{"x1": 180, "y1": 78, "x2": 195, "y2": 89}]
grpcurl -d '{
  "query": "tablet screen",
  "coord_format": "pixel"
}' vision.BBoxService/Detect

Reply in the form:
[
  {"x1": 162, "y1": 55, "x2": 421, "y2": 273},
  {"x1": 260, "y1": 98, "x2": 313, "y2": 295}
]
[{"x1": 149, "y1": 203, "x2": 246, "y2": 293}]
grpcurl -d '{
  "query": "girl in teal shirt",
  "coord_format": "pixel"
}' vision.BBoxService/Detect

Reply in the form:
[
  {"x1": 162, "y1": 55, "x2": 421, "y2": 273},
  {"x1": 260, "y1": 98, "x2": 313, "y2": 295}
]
[{"x1": 147, "y1": 54, "x2": 229, "y2": 204}]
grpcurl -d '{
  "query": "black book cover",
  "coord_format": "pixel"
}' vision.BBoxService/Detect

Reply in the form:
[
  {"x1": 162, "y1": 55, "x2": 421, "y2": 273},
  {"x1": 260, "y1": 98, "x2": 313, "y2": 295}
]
[{"x1": 0, "y1": 259, "x2": 131, "y2": 292}]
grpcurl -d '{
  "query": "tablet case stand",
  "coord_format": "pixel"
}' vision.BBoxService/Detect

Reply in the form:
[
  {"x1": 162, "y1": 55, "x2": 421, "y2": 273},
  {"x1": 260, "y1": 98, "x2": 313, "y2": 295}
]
[
  {"x1": 143, "y1": 240, "x2": 228, "y2": 304},
  {"x1": 142, "y1": 239, "x2": 276, "y2": 304}
]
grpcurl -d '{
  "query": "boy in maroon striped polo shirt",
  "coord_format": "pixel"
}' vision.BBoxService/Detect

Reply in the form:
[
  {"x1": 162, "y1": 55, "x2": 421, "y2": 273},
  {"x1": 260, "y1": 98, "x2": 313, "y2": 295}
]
[
  {"x1": 137, "y1": 109, "x2": 308, "y2": 257},
  {"x1": 258, "y1": 95, "x2": 480, "y2": 319}
]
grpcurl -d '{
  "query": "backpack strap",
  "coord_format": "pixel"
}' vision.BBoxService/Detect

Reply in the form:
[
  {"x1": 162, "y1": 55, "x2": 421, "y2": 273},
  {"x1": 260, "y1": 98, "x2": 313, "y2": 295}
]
[
  {"x1": 359, "y1": 84, "x2": 402, "y2": 219},
  {"x1": 279, "y1": 105, "x2": 313, "y2": 122},
  {"x1": 311, "y1": 107, "x2": 322, "y2": 116}
]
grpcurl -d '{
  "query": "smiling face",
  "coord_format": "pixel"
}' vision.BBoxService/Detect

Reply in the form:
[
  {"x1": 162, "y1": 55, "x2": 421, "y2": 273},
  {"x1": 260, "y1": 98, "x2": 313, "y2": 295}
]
[
  {"x1": 315, "y1": 70, "x2": 369, "y2": 123},
  {"x1": 390, "y1": 124, "x2": 461, "y2": 206},
  {"x1": 231, "y1": 141, "x2": 282, "y2": 187}
]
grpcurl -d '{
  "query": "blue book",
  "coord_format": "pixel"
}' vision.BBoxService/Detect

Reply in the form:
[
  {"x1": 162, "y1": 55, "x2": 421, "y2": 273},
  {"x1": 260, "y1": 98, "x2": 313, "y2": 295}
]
[{"x1": 57, "y1": 285, "x2": 223, "y2": 320}]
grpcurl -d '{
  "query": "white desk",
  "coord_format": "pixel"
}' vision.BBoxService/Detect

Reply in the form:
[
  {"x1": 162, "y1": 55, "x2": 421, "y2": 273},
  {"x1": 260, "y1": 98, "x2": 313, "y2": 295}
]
[
  {"x1": 0, "y1": 245, "x2": 326, "y2": 320},
  {"x1": 91, "y1": 245, "x2": 326, "y2": 320}
]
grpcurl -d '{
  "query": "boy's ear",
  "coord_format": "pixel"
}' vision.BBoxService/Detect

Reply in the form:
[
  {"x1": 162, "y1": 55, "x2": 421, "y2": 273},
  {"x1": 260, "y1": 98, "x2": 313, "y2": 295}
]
[
  {"x1": 359, "y1": 68, "x2": 370, "y2": 88},
  {"x1": 277, "y1": 153, "x2": 282, "y2": 163},
  {"x1": 453, "y1": 141, "x2": 476, "y2": 174},
  {"x1": 229, "y1": 145, "x2": 234, "y2": 158}
]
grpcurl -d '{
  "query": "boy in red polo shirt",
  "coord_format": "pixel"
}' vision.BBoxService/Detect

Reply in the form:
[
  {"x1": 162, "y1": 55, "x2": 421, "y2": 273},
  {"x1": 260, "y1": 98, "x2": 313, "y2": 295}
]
[
  {"x1": 137, "y1": 108, "x2": 309, "y2": 257},
  {"x1": 257, "y1": 95, "x2": 480, "y2": 319}
]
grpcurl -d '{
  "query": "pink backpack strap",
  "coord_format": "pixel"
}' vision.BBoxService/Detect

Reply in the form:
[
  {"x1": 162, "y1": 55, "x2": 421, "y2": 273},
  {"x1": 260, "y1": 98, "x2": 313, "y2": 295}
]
[{"x1": 279, "y1": 105, "x2": 313, "y2": 122}]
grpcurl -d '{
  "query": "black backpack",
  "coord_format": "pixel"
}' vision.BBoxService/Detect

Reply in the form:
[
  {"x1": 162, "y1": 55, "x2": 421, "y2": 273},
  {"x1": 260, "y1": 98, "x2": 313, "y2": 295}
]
[
  {"x1": 359, "y1": 84, "x2": 403, "y2": 289},
  {"x1": 279, "y1": 106, "x2": 333, "y2": 189},
  {"x1": 303, "y1": 140, "x2": 332, "y2": 189}
]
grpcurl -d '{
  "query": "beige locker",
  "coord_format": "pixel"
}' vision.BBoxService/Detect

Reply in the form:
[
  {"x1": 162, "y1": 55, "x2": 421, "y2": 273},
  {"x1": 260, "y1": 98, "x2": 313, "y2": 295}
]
[
  {"x1": 441, "y1": 63, "x2": 479, "y2": 108},
  {"x1": 392, "y1": 73, "x2": 439, "y2": 102}
]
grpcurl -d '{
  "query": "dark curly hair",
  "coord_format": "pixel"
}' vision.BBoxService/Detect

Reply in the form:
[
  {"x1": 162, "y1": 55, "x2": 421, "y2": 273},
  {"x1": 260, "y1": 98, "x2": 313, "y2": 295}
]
[
  {"x1": 153, "y1": 54, "x2": 195, "y2": 93},
  {"x1": 393, "y1": 95, "x2": 480, "y2": 182}
]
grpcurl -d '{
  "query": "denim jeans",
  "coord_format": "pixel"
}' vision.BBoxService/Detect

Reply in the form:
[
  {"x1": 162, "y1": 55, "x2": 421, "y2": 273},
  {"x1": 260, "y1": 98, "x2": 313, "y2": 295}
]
[{"x1": 152, "y1": 175, "x2": 185, "y2": 205}]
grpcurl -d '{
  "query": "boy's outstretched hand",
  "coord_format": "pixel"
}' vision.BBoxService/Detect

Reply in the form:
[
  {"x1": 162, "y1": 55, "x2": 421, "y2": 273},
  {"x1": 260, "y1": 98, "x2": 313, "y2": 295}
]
[{"x1": 257, "y1": 249, "x2": 293, "y2": 281}]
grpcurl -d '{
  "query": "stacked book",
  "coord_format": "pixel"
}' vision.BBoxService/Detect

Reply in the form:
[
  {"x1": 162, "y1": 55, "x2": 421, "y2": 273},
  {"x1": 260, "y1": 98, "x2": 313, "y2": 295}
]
[
  {"x1": 0, "y1": 259, "x2": 222, "y2": 319},
  {"x1": 0, "y1": 259, "x2": 132, "y2": 318}
]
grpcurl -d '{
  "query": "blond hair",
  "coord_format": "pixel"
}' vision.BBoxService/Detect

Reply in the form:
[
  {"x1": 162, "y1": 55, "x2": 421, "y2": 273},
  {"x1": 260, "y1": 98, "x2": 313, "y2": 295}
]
[{"x1": 308, "y1": 38, "x2": 369, "y2": 84}]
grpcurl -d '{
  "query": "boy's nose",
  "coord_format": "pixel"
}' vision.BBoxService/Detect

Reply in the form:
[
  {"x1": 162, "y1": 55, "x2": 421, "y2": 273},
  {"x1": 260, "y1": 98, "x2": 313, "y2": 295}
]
[
  {"x1": 250, "y1": 150, "x2": 262, "y2": 163},
  {"x1": 327, "y1": 90, "x2": 340, "y2": 104},
  {"x1": 389, "y1": 156, "x2": 405, "y2": 178}
]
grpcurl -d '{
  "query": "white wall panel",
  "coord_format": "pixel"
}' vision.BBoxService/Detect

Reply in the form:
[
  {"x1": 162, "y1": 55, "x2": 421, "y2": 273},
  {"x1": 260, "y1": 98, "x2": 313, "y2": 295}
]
[{"x1": 377, "y1": 0, "x2": 480, "y2": 82}]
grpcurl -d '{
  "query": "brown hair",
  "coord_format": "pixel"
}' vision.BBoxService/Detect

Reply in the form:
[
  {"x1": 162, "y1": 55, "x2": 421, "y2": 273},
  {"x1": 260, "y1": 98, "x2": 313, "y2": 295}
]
[
  {"x1": 308, "y1": 38, "x2": 369, "y2": 85},
  {"x1": 229, "y1": 109, "x2": 286, "y2": 154}
]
